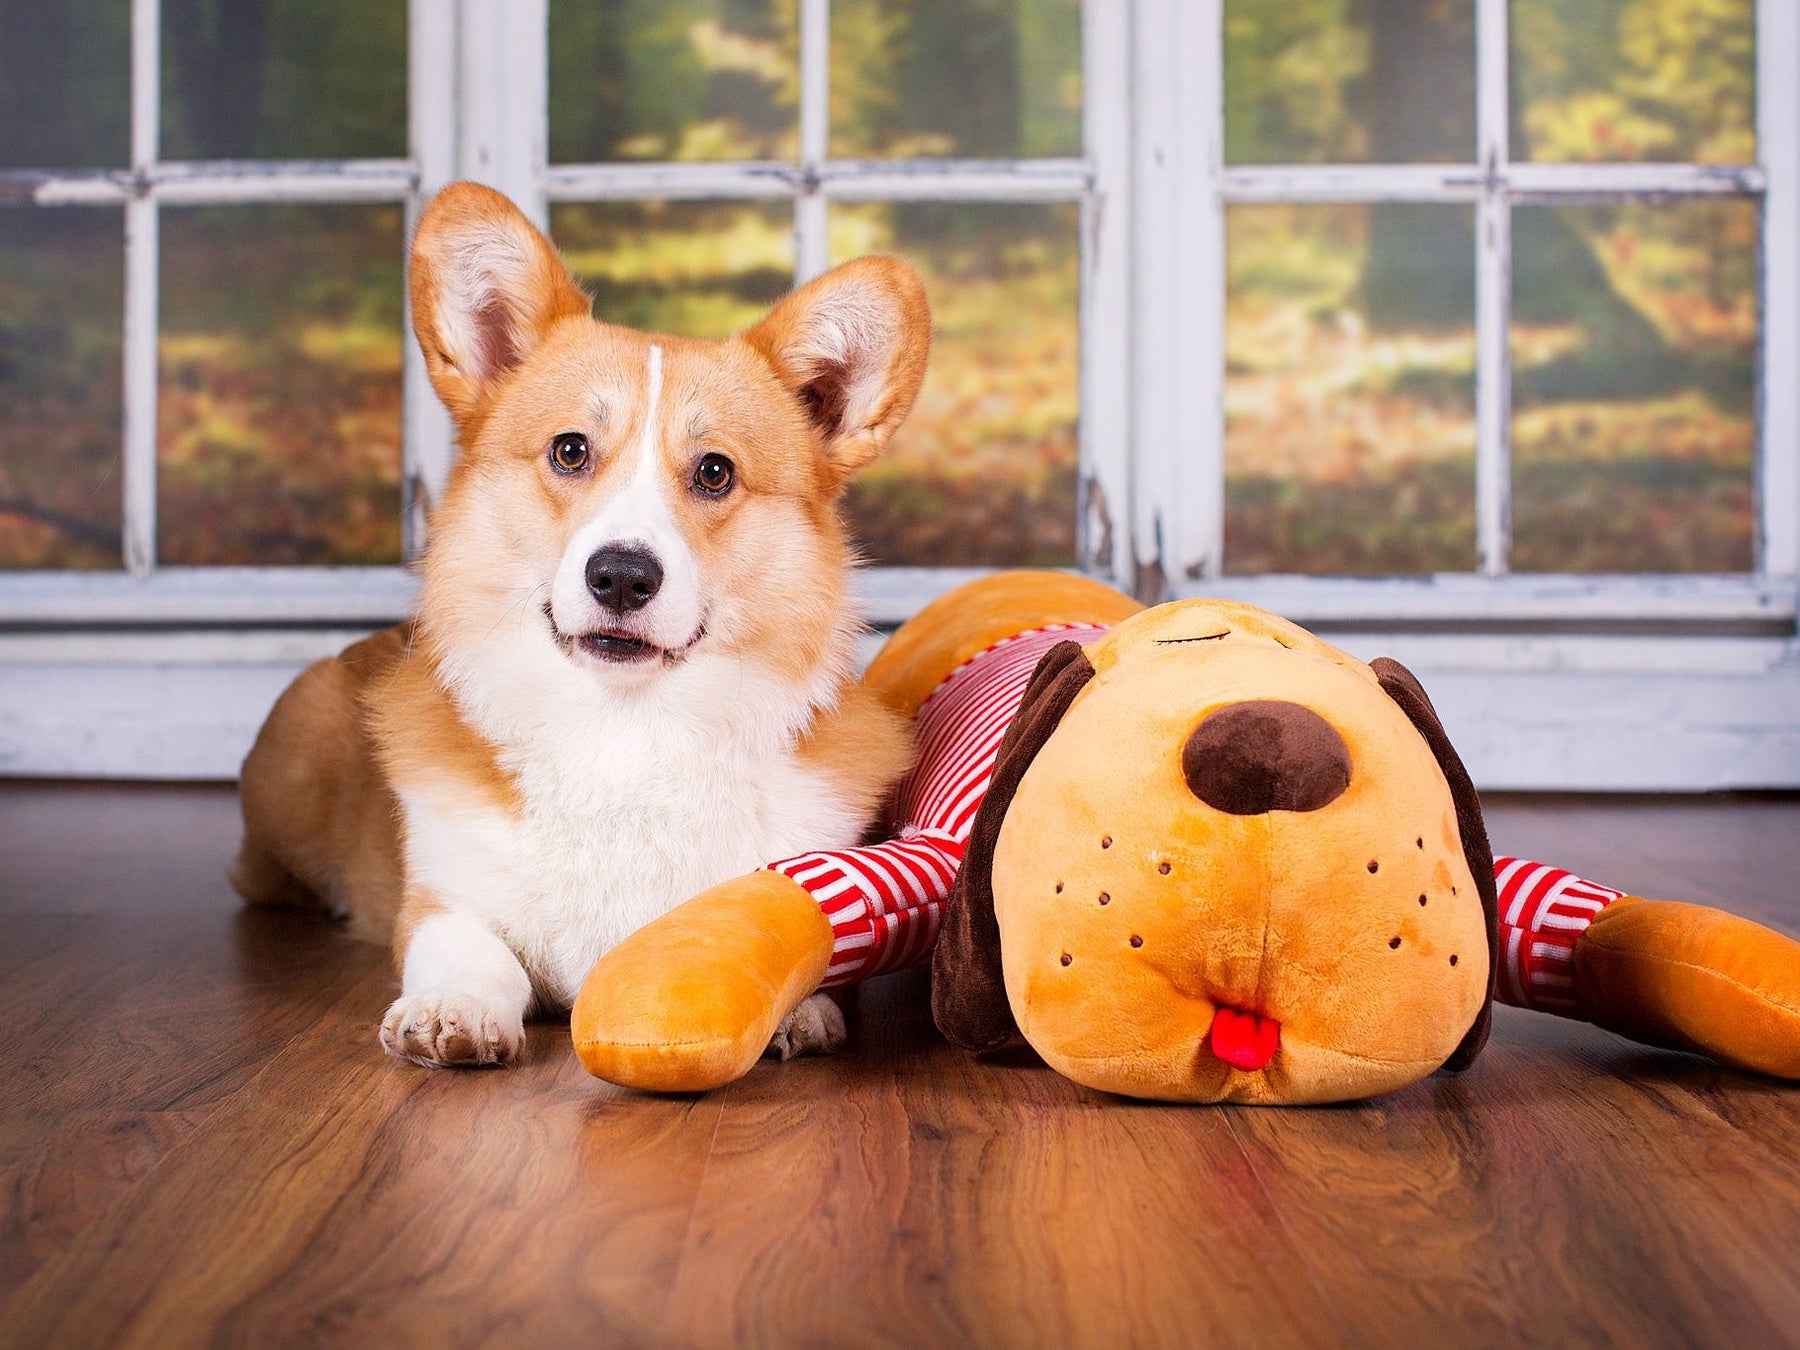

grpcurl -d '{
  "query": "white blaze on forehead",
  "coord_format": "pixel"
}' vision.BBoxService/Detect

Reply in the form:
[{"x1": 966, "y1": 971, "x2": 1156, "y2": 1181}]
[
  {"x1": 548, "y1": 343, "x2": 705, "y2": 650},
  {"x1": 640, "y1": 342, "x2": 663, "y2": 453}
]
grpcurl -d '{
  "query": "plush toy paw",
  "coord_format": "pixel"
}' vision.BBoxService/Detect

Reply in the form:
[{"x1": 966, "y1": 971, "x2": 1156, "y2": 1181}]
[
  {"x1": 1576, "y1": 897, "x2": 1800, "y2": 1079},
  {"x1": 766, "y1": 992, "x2": 847, "y2": 1061},
  {"x1": 379, "y1": 990, "x2": 523, "y2": 1067},
  {"x1": 572, "y1": 870, "x2": 837, "y2": 1092}
]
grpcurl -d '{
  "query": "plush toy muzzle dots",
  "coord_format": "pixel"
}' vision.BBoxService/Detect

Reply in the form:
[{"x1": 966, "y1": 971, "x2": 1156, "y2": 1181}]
[
  {"x1": 940, "y1": 600, "x2": 1494, "y2": 1104},
  {"x1": 573, "y1": 572, "x2": 1800, "y2": 1104}
]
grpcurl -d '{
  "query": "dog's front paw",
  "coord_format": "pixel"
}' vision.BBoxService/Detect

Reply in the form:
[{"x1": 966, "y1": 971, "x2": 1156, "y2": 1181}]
[
  {"x1": 380, "y1": 990, "x2": 523, "y2": 1068},
  {"x1": 765, "y1": 992, "x2": 848, "y2": 1062}
]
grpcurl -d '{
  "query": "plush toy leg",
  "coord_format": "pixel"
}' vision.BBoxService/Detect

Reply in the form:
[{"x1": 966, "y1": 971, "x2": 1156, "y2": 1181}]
[
  {"x1": 1495, "y1": 857, "x2": 1800, "y2": 1078},
  {"x1": 1574, "y1": 898, "x2": 1800, "y2": 1079},
  {"x1": 571, "y1": 870, "x2": 834, "y2": 1092}
]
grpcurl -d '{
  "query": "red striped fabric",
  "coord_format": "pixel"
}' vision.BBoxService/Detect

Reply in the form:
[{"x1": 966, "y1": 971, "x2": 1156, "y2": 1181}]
[
  {"x1": 1494, "y1": 856, "x2": 1625, "y2": 1012},
  {"x1": 767, "y1": 625, "x2": 1106, "y2": 987}
]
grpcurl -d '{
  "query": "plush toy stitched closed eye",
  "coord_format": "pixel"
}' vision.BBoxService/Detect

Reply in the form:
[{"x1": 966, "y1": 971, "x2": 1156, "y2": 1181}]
[{"x1": 571, "y1": 571, "x2": 1800, "y2": 1103}]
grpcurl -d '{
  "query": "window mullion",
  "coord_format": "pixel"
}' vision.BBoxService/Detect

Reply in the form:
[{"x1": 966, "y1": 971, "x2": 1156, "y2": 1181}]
[
  {"x1": 1474, "y1": 0, "x2": 1512, "y2": 577},
  {"x1": 1221, "y1": 162, "x2": 1763, "y2": 203},
  {"x1": 1178, "y1": 0, "x2": 1225, "y2": 584},
  {"x1": 455, "y1": 0, "x2": 547, "y2": 227},
  {"x1": 1759, "y1": 0, "x2": 1800, "y2": 581},
  {"x1": 404, "y1": 0, "x2": 458, "y2": 559},
  {"x1": 1079, "y1": 0, "x2": 1133, "y2": 587},
  {"x1": 795, "y1": 0, "x2": 829, "y2": 282},
  {"x1": 1129, "y1": 0, "x2": 1223, "y2": 592},
  {"x1": 122, "y1": 0, "x2": 161, "y2": 577}
]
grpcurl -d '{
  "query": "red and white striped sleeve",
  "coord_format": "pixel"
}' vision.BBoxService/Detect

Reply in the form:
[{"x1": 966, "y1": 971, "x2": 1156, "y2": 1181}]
[
  {"x1": 1493, "y1": 856, "x2": 1627, "y2": 1012},
  {"x1": 766, "y1": 625, "x2": 1108, "y2": 988}
]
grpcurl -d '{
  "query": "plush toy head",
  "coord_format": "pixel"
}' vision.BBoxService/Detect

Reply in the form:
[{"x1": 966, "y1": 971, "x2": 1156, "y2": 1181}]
[{"x1": 932, "y1": 598, "x2": 1498, "y2": 1105}]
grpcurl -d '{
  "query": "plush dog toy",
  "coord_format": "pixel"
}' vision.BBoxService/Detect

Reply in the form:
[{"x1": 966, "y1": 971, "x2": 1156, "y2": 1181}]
[{"x1": 572, "y1": 572, "x2": 1800, "y2": 1103}]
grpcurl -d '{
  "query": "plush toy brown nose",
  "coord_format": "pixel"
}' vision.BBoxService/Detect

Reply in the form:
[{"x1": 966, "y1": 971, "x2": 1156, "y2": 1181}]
[{"x1": 1182, "y1": 700, "x2": 1351, "y2": 815}]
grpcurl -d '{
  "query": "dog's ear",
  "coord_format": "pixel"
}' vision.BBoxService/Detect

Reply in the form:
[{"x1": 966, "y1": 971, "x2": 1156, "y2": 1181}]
[
  {"x1": 737, "y1": 256, "x2": 930, "y2": 483},
  {"x1": 1370, "y1": 657, "x2": 1498, "y2": 1073},
  {"x1": 932, "y1": 640, "x2": 1095, "y2": 1053},
  {"x1": 409, "y1": 181, "x2": 592, "y2": 425}
]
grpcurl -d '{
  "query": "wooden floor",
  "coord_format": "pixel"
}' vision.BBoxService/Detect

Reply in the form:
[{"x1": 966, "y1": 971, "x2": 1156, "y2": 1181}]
[{"x1": 2, "y1": 784, "x2": 1798, "y2": 1348}]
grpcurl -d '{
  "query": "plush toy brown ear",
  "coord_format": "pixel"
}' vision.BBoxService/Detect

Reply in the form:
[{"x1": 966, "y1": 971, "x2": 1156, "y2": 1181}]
[
  {"x1": 932, "y1": 640, "x2": 1095, "y2": 1052},
  {"x1": 1370, "y1": 657, "x2": 1498, "y2": 1073}
]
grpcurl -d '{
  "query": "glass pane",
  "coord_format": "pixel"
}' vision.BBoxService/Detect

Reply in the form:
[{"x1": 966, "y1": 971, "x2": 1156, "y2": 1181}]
[
  {"x1": 548, "y1": 1, "x2": 797, "y2": 163},
  {"x1": 831, "y1": 202, "x2": 1078, "y2": 567},
  {"x1": 1225, "y1": 0, "x2": 1473, "y2": 165},
  {"x1": 0, "y1": 0, "x2": 129, "y2": 169},
  {"x1": 0, "y1": 210, "x2": 123, "y2": 569},
  {"x1": 550, "y1": 201, "x2": 795, "y2": 338},
  {"x1": 157, "y1": 206, "x2": 403, "y2": 566},
  {"x1": 830, "y1": 0, "x2": 1081, "y2": 158},
  {"x1": 1511, "y1": 201, "x2": 1755, "y2": 573},
  {"x1": 160, "y1": 0, "x2": 406, "y2": 160},
  {"x1": 1225, "y1": 204, "x2": 1476, "y2": 575},
  {"x1": 1512, "y1": 0, "x2": 1754, "y2": 164}
]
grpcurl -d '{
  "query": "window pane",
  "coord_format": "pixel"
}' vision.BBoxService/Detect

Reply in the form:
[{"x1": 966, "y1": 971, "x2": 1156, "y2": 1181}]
[
  {"x1": 831, "y1": 202, "x2": 1078, "y2": 567},
  {"x1": 160, "y1": 0, "x2": 406, "y2": 160},
  {"x1": 1225, "y1": 204, "x2": 1476, "y2": 575},
  {"x1": 1511, "y1": 202, "x2": 1755, "y2": 573},
  {"x1": 549, "y1": 200, "x2": 795, "y2": 338},
  {"x1": 0, "y1": 0, "x2": 129, "y2": 169},
  {"x1": 1512, "y1": 0, "x2": 1754, "y2": 164},
  {"x1": 830, "y1": 0, "x2": 1081, "y2": 158},
  {"x1": 1225, "y1": 0, "x2": 1473, "y2": 165},
  {"x1": 0, "y1": 210, "x2": 123, "y2": 569},
  {"x1": 548, "y1": 1, "x2": 797, "y2": 163},
  {"x1": 157, "y1": 206, "x2": 402, "y2": 566}
]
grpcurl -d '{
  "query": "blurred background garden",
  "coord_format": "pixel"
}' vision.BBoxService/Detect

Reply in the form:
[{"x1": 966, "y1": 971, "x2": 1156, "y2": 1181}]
[
  {"x1": 0, "y1": 0, "x2": 1760, "y2": 575},
  {"x1": 1224, "y1": 0, "x2": 1756, "y2": 574}
]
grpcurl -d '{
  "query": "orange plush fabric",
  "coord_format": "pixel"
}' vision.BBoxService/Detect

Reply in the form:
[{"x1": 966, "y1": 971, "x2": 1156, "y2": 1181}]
[
  {"x1": 1576, "y1": 897, "x2": 1800, "y2": 1079},
  {"x1": 571, "y1": 870, "x2": 833, "y2": 1092},
  {"x1": 864, "y1": 571, "x2": 1143, "y2": 719}
]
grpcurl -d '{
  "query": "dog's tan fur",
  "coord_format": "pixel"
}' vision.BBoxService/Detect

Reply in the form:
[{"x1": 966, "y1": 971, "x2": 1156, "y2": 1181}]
[{"x1": 235, "y1": 182, "x2": 924, "y2": 1066}]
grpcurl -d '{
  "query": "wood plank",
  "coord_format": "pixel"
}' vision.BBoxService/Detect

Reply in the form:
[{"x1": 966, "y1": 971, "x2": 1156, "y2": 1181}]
[
  {"x1": 1223, "y1": 1006, "x2": 1800, "y2": 1347},
  {"x1": 0, "y1": 1109, "x2": 208, "y2": 1292},
  {"x1": 0, "y1": 906, "x2": 385, "y2": 1117},
  {"x1": 0, "y1": 968, "x2": 723, "y2": 1346},
  {"x1": 0, "y1": 784, "x2": 391, "y2": 1115},
  {"x1": 662, "y1": 972, "x2": 1342, "y2": 1347}
]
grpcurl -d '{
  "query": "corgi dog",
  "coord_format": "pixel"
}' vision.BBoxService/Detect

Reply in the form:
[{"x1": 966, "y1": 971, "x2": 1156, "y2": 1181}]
[{"x1": 233, "y1": 181, "x2": 925, "y2": 1067}]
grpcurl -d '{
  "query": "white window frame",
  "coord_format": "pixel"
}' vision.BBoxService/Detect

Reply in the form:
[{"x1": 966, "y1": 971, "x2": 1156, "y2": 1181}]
[
  {"x1": 2, "y1": 0, "x2": 1797, "y2": 790},
  {"x1": 1134, "y1": 0, "x2": 1798, "y2": 627},
  {"x1": 0, "y1": 0, "x2": 466, "y2": 601}
]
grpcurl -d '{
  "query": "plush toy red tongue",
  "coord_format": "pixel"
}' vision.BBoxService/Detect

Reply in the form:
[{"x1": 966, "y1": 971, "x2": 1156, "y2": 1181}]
[{"x1": 1209, "y1": 1006, "x2": 1281, "y2": 1071}]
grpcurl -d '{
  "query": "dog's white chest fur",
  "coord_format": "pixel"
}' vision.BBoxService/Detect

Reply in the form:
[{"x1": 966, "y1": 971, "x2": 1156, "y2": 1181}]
[{"x1": 398, "y1": 646, "x2": 861, "y2": 1009}]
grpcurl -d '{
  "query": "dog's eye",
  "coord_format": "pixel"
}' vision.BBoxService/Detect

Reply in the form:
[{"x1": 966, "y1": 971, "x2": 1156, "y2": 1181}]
[
  {"x1": 693, "y1": 453, "x2": 735, "y2": 497},
  {"x1": 549, "y1": 433, "x2": 590, "y2": 474}
]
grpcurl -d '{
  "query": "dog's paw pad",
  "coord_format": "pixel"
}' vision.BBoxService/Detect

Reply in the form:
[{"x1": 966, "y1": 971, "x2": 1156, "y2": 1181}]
[
  {"x1": 766, "y1": 993, "x2": 848, "y2": 1062},
  {"x1": 380, "y1": 991, "x2": 522, "y2": 1068}
]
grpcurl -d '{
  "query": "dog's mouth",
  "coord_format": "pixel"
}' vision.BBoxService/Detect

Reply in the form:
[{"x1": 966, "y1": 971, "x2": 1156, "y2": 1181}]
[
  {"x1": 545, "y1": 604, "x2": 707, "y2": 670},
  {"x1": 578, "y1": 631, "x2": 660, "y2": 664}
]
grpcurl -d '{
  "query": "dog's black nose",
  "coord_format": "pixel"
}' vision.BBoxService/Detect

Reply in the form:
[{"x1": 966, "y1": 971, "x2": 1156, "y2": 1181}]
[
  {"x1": 1182, "y1": 700, "x2": 1351, "y2": 815},
  {"x1": 585, "y1": 545, "x2": 663, "y2": 614}
]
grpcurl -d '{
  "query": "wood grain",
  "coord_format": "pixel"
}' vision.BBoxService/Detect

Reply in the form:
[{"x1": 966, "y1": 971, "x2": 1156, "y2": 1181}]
[{"x1": 1, "y1": 782, "x2": 1798, "y2": 1346}]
